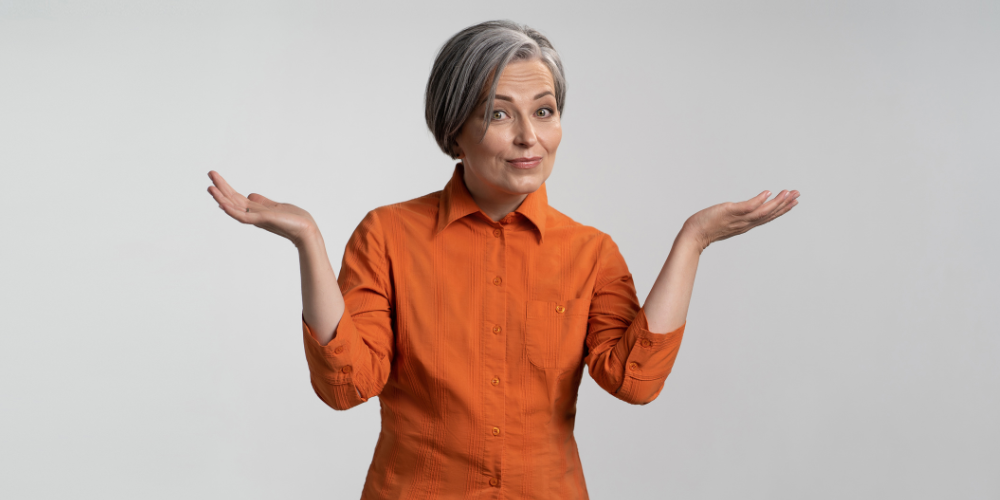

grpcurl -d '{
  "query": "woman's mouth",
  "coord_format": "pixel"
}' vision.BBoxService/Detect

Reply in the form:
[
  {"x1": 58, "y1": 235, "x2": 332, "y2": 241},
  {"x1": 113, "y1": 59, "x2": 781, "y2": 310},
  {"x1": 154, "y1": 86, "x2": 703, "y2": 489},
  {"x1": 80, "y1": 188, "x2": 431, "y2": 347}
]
[{"x1": 507, "y1": 157, "x2": 543, "y2": 169}]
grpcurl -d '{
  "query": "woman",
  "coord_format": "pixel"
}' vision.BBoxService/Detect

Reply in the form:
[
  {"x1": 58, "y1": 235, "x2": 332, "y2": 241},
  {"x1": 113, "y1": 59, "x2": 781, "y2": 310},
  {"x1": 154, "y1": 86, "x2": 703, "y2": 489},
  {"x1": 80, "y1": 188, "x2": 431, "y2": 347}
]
[{"x1": 208, "y1": 20, "x2": 798, "y2": 499}]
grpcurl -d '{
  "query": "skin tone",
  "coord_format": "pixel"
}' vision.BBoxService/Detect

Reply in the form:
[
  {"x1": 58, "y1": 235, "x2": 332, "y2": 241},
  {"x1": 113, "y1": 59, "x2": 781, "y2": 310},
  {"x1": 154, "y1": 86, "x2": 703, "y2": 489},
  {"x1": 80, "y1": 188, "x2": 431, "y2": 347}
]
[
  {"x1": 452, "y1": 59, "x2": 561, "y2": 222},
  {"x1": 207, "y1": 58, "x2": 799, "y2": 344}
]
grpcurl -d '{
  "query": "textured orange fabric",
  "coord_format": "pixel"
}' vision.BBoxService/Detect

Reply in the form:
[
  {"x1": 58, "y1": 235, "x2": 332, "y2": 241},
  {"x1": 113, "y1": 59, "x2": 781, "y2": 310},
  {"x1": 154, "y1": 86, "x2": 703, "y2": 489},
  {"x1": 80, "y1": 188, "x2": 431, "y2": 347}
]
[{"x1": 302, "y1": 163, "x2": 685, "y2": 499}]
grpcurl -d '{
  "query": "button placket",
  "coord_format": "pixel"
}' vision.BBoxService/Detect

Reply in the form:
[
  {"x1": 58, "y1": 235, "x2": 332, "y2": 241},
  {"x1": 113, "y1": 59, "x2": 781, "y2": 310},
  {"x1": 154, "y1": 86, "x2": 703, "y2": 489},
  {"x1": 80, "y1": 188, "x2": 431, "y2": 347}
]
[{"x1": 482, "y1": 219, "x2": 507, "y2": 486}]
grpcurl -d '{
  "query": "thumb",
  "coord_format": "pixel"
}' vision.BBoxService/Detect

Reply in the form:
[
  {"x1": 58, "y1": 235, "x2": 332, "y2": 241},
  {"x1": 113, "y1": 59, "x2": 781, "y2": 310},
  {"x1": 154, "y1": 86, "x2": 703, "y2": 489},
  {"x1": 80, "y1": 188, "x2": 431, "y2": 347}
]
[{"x1": 247, "y1": 193, "x2": 279, "y2": 208}]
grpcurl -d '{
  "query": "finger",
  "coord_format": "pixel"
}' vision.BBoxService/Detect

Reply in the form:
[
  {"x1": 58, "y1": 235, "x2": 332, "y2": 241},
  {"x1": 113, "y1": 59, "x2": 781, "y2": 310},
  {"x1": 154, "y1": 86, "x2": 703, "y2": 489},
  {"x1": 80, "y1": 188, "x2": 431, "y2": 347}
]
[
  {"x1": 208, "y1": 170, "x2": 244, "y2": 200},
  {"x1": 734, "y1": 190, "x2": 771, "y2": 215},
  {"x1": 773, "y1": 190, "x2": 800, "y2": 214},
  {"x1": 747, "y1": 190, "x2": 788, "y2": 220},
  {"x1": 765, "y1": 190, "x2": 795, "y2": 215},
  {"x1": 210, "y1": 188, "x2": 243, "y2": 216},
  {"x1": 207, "y1": 185, "x2": 231, "y2": 207},
  {"x1": 753, "y1": 195, "x2": 798, "y2": 228},
  {"x1": 765, "y1": 197, "x2": 798, "y2": 222},
  {"x1": 208, "y1": 184, "x2": 249, "y2": 212},
  {"x1": 749, "y1": 190, "x2": 798, "y2": 226},
  {"x1": 247, "y1": 192, "x2": 280, "y2": 209},
  {"x1": 209, "y1": 182, "x2": 255, "y2": 218},
  {"x1": 217, "y1": 196, "x2": 265, "y2": 225},
  {"x1": 208, "y1": 184, "x2": 257, "y2": 215}
]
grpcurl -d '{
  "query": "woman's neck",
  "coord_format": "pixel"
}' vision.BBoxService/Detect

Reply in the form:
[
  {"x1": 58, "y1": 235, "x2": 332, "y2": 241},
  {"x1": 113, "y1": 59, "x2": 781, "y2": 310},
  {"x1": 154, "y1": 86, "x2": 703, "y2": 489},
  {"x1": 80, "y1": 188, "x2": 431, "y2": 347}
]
[{"x1": 461, "y1": 169, "x2": 527, "y2": 222}]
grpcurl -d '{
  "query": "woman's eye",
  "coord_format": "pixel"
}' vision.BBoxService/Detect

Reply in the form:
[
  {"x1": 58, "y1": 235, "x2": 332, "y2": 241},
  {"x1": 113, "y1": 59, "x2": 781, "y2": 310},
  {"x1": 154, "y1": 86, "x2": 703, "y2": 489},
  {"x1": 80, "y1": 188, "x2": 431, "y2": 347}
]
[
  {"x1": 536, "y1": 108, "x2": 552, "y2": 117},
  {"x1": 492, "y1": 110, "x2": 507, "y2": 120}
]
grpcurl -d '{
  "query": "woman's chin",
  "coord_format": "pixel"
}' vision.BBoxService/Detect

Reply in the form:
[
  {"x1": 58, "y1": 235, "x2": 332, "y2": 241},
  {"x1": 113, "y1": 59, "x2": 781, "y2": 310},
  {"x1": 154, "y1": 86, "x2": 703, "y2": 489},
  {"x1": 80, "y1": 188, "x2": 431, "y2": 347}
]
[
  {"x1": 504, "y1": 177, "x2": 544, "y2": 195},
  {"x1": 507, "y1": 168, "x2": 550, "y2": 193}
]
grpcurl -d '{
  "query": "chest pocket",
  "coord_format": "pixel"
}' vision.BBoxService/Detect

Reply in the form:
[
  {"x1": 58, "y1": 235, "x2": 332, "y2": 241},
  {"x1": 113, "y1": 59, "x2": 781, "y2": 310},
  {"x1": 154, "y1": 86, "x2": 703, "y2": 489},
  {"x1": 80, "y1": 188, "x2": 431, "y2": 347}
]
[{"x1": 525, "y1": 297, "x2": 591, "y2": 372}]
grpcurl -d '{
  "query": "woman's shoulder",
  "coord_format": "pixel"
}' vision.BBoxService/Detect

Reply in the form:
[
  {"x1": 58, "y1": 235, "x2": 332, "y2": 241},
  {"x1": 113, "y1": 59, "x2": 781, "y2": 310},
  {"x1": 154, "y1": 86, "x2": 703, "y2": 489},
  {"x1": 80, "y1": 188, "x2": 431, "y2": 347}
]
[
  {"x1": 359, "y1": 190, "x2": 446, "y2": 228},
  {"x1": 542, "y1": 205, "x2": 611, "y2": 244}
]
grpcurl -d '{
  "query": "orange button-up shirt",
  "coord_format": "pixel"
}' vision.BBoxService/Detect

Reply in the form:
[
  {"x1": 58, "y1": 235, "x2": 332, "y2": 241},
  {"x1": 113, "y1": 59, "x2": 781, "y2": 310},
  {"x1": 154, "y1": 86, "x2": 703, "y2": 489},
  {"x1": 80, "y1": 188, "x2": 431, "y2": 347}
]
[{"x1": 302, "y1": 164, "x2": 685, "y2": 499}]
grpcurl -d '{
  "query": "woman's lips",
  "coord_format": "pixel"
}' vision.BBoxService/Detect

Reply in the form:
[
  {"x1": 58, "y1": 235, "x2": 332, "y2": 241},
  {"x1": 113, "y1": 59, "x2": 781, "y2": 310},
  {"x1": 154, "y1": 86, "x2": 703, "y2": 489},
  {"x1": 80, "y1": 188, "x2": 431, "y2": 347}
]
[{"x1": 507, "y1": 157, "x2": 542, "y2": 169}]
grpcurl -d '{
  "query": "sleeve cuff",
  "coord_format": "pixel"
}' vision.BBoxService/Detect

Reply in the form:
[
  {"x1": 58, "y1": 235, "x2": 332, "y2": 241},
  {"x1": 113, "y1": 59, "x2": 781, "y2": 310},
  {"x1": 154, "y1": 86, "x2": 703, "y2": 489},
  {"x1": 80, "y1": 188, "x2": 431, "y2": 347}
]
[
  {"x1": 629, "y1": 307, "x2": 686, "y2": 344},
  {"x1": 302, "y1": 306, "x2": 361, "y2": 385},
  {"x1": 302, "y1": 306, "x2": 357, "y2": 348},
  {"x1": 616, "y1": 307, "x2": 685, "y2": 381}
]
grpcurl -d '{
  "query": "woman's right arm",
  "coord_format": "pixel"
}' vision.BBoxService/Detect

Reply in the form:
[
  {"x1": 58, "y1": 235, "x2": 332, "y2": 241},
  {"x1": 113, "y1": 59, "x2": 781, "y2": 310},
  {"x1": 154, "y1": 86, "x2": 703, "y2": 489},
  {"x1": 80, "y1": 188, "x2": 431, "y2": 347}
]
[
  {"x1": 207, "y1": 170, "x2": 345, "y2": 344},
  {"x1": 208, "y1": 171, "x2": 395, "y2": 410},
  {"x1": 295, "y1": 230, "x2": 346, "y2": 345}
]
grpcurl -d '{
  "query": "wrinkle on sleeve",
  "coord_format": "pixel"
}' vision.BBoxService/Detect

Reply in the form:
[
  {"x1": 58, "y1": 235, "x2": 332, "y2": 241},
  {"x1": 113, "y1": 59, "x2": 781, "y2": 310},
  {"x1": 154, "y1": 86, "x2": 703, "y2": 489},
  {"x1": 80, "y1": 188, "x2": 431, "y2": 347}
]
[
  {"x1": 584, "y1": 233, "x2": 685, "y2": 405},
  {"x1": 302, "y1": 209, "x2": 395, "y2": 411}
]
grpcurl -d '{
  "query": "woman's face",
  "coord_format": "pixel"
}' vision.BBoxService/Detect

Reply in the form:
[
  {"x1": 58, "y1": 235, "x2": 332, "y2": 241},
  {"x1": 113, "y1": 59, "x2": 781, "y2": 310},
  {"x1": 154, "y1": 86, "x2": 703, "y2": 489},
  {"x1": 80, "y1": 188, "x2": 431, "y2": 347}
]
[{"x1": 453, "y1": 59, "x2": 562, "y2": 202}]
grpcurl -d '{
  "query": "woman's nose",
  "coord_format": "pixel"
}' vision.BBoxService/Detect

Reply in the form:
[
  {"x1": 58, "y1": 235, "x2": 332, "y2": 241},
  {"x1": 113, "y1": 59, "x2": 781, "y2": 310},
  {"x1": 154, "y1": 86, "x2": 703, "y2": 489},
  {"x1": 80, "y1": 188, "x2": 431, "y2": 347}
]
[{"x1": 514, "y1": 117, "x2": 538, "y2": 148}]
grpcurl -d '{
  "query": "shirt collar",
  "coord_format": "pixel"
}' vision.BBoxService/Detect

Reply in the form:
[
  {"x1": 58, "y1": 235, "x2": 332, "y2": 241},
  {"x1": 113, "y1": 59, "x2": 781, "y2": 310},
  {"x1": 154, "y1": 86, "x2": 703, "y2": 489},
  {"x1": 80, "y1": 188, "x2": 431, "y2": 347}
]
[{"x1": 435, "y1": 163, "x2": 548, "y2": 242}]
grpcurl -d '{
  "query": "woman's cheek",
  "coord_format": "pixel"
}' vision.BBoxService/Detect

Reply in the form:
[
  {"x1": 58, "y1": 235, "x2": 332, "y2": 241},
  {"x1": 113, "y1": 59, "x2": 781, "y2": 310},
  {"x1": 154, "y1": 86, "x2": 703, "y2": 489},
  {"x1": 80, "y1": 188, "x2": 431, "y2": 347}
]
[{"x1": 544, "y1": 126, "x2": 562, "y2": 151}]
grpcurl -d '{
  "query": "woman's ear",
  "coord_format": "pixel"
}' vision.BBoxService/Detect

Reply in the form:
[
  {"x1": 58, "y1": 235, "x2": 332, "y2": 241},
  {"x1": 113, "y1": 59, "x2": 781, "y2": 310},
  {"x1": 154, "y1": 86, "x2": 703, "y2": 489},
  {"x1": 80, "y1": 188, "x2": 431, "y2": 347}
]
[{"x1": 452, "y1": 143, "x2": 465, "y2": 160}]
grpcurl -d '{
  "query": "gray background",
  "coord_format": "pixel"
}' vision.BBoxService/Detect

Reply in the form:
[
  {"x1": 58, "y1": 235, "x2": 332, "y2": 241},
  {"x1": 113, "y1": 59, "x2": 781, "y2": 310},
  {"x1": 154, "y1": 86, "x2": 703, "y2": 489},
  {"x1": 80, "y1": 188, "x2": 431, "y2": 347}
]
[{"x1": 1, "y1": 0, "x2": 997, "y2": 498}]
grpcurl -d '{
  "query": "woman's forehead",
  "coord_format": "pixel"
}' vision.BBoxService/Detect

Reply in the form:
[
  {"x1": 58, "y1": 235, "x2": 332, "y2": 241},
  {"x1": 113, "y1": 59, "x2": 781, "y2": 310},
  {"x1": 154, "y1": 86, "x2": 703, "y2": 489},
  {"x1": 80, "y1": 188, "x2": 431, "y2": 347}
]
[{"x1": 494, "y1": 60, "x2": 555, "y2": 98}]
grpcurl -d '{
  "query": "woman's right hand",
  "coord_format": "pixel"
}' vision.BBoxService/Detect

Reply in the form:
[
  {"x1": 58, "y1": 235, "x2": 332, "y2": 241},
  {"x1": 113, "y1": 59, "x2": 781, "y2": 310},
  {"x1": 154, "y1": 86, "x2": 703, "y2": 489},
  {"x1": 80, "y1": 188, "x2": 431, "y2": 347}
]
[{"x1": 207, "y1": 170, "x2": 319, "y2": 247}]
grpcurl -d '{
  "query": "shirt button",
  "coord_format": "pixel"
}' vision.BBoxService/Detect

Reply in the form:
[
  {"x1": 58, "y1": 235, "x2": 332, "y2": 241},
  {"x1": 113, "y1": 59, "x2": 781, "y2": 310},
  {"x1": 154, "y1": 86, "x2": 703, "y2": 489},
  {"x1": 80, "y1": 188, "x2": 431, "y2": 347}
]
[
  {"x1": 334, "y1": 346, "x2": 344, "y2": 354},
  {"x1": 555, "y1": 305, "x2": 565, "y2": 314},
  {"x1": 628, "y1": 362, "x2": 638, "y2": 371},
  {"x1": 342, "y1": 365, "x2": 353, "y2": 374},
  {"x1": 493, "y1": 276, "x2": 502, "y2": 286},
  {"x1": 491, "y1": 377, "x2": 500, "y2": 386},
  {"x1": 492, "y1": 325, "x2": 502, "y2": 334},
  {"x1": 489, "y1": 478, "x2": 499, "y2": 487},
  {"x1": 493, "y1": 228, "x2": 502, "y2": 237},
  {"x1": 492, "y1": 426, "x2": 501, "y2": 436},
  {"x1": 640, "y1": 339, "x2": 651, "y2": 348}
]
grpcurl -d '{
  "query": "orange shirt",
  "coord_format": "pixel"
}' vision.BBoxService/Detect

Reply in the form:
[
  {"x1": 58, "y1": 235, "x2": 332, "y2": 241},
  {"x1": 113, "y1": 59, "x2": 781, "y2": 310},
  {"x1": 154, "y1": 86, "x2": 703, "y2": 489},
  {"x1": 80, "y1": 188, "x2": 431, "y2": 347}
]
[{"x1": 302, "y1": 163, "x2": 685, "y2": 499}]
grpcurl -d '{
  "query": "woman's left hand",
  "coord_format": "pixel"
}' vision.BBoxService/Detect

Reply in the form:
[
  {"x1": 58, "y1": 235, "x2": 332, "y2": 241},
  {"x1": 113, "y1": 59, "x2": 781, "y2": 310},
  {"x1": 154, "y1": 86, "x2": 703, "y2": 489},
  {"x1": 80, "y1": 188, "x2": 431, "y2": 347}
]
[{"x1": 683, "y1": 190, "x2": 800, "y2": 251}]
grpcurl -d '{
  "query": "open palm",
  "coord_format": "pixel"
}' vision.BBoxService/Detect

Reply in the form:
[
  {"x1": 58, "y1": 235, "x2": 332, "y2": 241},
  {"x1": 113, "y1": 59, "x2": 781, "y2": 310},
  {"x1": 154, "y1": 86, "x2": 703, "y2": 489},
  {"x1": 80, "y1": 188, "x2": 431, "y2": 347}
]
[
  {"x1": 207, "y1": 170, "x2": 318, "y2": 245},
  {"x1": 687, "y1": 189, "x2": 800, "y2": 250}
]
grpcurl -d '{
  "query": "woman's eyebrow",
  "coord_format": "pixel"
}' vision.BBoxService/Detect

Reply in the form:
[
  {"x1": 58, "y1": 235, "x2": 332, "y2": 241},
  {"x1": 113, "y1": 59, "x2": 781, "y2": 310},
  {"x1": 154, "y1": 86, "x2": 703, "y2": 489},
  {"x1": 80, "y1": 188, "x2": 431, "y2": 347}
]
[{"x1": 494, "y1": 91, "x2": 555, "y2": 102}]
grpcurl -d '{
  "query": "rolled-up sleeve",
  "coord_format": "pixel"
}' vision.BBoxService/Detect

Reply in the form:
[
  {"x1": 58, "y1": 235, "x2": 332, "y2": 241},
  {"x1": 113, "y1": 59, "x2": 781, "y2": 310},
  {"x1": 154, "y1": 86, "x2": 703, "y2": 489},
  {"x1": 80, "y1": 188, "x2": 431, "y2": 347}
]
[
  {"x1": 584, "y1": 233, "x2": 685, "y2": 405},
  {"x1": 302, "y1": 209, "x2": 394, "y2": 411}
]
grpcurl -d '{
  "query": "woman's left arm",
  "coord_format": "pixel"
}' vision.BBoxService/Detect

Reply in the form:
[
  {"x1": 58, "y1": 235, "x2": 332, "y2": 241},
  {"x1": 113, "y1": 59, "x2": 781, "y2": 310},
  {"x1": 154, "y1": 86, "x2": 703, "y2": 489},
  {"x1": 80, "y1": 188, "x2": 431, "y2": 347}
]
[
  {"x1": 584, "y1": 189, "x2": 799, "y2": 405},
  {"x1": 644, "y1": 189, "x2": 800, "y2": 333}
]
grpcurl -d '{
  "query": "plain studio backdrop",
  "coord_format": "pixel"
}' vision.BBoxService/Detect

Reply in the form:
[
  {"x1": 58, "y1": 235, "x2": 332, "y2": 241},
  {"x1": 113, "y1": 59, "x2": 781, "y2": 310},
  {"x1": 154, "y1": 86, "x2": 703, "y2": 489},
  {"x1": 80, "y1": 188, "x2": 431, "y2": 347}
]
[{"x1": 1, "y1": 1, "x2": 997, "y2": 498}]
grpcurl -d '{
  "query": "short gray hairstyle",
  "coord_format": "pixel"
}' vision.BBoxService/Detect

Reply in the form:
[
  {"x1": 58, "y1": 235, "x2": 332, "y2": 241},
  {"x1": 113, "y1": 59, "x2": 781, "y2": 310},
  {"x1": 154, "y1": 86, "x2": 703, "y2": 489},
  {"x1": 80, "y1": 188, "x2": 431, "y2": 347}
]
[{"x1": 425, "y1": 20, "x2": 567, "y2": 158}]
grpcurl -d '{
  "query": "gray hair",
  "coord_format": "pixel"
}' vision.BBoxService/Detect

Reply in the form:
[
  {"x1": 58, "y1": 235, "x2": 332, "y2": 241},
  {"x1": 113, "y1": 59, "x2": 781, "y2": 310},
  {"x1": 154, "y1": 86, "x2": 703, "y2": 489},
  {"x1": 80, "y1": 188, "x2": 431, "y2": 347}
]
[{"x1": 425, "y1": 20, "x2": 567, "y2": 158}]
